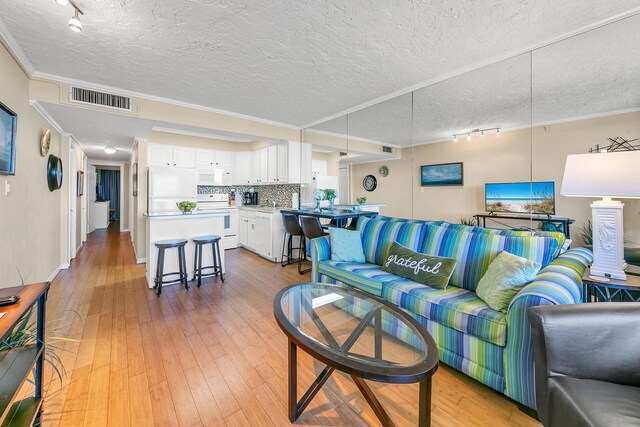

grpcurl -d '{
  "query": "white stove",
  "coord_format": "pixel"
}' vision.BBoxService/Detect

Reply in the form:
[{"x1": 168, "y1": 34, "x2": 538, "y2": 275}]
[
  {"x1": 197, "y1": 193, "x2": 230, "y2": 210},
  {"x1": 196, "y1": 194, "x2": 238, "y2": 249}
]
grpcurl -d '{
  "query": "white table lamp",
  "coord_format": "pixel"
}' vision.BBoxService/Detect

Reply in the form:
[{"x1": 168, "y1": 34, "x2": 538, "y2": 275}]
[{"x1": 561, "y1": 151, "x2": 640, "y2": 281}]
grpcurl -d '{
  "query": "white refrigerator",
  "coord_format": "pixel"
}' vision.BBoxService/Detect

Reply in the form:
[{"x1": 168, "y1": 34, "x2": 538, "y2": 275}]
[{"x1": 148, "y1": 167, "x2": 198, "y2": 214}]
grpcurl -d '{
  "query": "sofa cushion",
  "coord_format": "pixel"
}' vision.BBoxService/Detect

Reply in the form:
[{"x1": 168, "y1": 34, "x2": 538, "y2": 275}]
[
  {"x1": 383, "y1": 279, "x2": 508, "y2": 346},
  {"x1": 422, "y1": 224, "x2": 559, "y2": 292},
  {"x1": 548, "y1": 377, "x2": 640, "y2": 427},
  {"x1": 318, "y1": 260, "x2": 402, "y2": 296},
  {"x1": 357, "y1": 217, "x2": 428, "y2": 265}
]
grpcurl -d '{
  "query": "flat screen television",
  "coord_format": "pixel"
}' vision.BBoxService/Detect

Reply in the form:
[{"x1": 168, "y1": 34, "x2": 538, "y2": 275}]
[
  {"x1": 485, "y1": 181, "x2": 555, "y2": 215},
  {"x1": 0, "y1": 102, "x2": 17, "y2": 176}
]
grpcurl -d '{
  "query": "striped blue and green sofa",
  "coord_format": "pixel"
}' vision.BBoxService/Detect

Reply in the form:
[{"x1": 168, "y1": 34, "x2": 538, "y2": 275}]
[{"x1": 309, "y1": 216, "x2": 592, "y2": 409}]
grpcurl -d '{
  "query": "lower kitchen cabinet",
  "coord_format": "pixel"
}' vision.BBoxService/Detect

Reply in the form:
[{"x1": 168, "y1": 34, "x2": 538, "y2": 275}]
[{"x1": 238, "y1": 208, "x2": 284, "y2": 262}]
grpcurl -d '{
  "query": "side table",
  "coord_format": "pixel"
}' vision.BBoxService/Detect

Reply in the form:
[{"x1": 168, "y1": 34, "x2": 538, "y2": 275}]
[{"x1": 582, "y1": 268, "x2": 640, "y2": 302}]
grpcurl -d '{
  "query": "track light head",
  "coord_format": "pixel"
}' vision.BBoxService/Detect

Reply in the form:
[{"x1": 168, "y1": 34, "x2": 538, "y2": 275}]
[
  {"x1": 496, "y1": 128, "x2": 501, "y2": 136},
  {"x1": 480, "y1": 130, "x2": 485, "y2": 137},
  {"x1": 453, "y1": 135, "x2": 457, "y2": 142},
  {"x1": 69, "y1": 9, "x2": 82, "y2": 32},
  {"x1": 467, "y1": 134, "x2": 471, "y2": 141}
]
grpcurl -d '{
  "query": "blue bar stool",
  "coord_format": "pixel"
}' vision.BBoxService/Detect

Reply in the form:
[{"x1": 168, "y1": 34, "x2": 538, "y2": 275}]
[
  {"x1": 192, "y1": 235, "x2": 224, "y2": 287},
  {"x1": 154, "y1": 239, "x2": 189, "y2": 296}
]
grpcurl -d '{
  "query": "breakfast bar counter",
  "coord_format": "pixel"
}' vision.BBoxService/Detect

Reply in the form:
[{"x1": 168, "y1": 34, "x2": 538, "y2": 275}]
[{"x1": 145, "y1": 211, "x2": 229, "y2": 288}]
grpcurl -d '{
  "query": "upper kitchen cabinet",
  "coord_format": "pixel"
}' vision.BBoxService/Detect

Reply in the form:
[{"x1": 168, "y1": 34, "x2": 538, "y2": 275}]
[
  {"x1": 196, "y1": 149, "x2": 233, "y2": 168},
  {"x1": 267, "y1": 145, "x2": 278, "y2": 183},
  {"x1": 252, "y1": 149, "x2": 268, "y2": 184},
  {"x1": 148, "y1": 143, "x2": 196, "y2": 168},
  {"x1": 234, "y1": 151, "x2": 252, "y2": 185},
  {"x1": 173, "y1": 147, "x2": 197, "y2": 168}
]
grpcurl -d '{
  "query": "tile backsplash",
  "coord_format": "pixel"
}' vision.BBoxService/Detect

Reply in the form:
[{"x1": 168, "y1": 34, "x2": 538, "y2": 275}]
[{"x1": 198, "y1": 184, "x2": 301, "y2": 208}]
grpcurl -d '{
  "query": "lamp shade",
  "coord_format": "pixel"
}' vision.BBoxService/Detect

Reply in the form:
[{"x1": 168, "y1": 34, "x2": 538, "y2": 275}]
[{"x1": 561, "y1": 151, "x2": 640, "y2": 198}]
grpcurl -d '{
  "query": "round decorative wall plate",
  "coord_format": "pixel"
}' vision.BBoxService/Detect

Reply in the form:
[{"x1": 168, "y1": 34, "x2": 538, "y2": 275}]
[
  {"x1": 379, "y1": 165, "x2": 389, "y2": 177},
  {"x1": 47, "y1": 155, "x2": 63, "y2": 192},
  {"x1": 363, "y1": 174, "x2": 377, "y2": 192},
  {"x1": 40, "y1": 129, "x2": 51, "y2": 157}
]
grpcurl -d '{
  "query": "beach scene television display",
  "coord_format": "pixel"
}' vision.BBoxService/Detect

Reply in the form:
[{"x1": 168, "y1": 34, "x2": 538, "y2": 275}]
[
  {"x1": 0, "y1": 102, "x2": 17, "y2": 176},
  {"x1": 485, "y1": 181, "x2": 555, "y2": 214},
  {"x1": 421, "y1": 162, "x2": 463, "y2": 186}
]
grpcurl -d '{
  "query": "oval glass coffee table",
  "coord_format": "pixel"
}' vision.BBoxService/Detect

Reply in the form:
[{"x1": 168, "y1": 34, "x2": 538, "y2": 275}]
[{"x1": 274, "y1": 283, "x2": 439, "y2": 426}]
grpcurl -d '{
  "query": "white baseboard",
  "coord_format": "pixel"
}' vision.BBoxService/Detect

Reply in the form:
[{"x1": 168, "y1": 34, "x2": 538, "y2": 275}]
[
  {"x1": 75, "y1": 243, "x2": 82, "y2": 256},
  {"x1": 47, "y1": 263, "x2": 69, "y2": 282},
  {"x1": 121, "y1": 228, "x2": 130, "y2": 232},
  {"x1": 136, "y1": 258, "x2": 146, "y2": 264}
]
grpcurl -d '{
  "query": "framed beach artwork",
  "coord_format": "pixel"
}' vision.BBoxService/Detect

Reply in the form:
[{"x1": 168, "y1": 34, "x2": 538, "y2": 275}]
[
  {"x1": 0, "y1": 102, "x2": 17, "y2": 176},
  {"x1": 421, "y1": 162, "x2": 463, "y2": 186}
]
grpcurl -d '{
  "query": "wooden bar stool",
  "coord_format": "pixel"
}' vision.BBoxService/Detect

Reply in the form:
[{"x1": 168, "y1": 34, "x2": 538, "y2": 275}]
[
  {"x1": 281, "y1": 213, "x2": 306, "y2": 272},
  {"x1": 154, "y1": 239, "x2": 188, "y2": 296},
  {"x1": 192, "y1": 235, "x2": 224, "y2": 287}
]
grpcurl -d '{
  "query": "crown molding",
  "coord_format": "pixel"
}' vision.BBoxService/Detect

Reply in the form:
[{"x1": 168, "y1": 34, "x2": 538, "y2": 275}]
[
  {"x1": 29, "y1": 100, "x2": 67, "y2": 135},
  {"x1": 151, "y1": 126, "x2": 254, "y2": 143},
  {"x1": 0, "y1": 17, "x2": 35, "y2": 75},
  {"x1": 301, "y1": 4, "x2": 640, "y2": 129}
]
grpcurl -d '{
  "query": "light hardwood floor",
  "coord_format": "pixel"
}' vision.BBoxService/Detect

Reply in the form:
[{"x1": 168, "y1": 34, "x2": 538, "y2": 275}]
[{"x1": 38, "y1": 224, "x2": 541, "y2": 426}]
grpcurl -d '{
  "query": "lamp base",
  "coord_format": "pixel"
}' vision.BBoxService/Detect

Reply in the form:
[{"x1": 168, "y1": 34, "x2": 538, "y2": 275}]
[{"x1": 590, "y1": 199, "x2": 626, "y2": 281}]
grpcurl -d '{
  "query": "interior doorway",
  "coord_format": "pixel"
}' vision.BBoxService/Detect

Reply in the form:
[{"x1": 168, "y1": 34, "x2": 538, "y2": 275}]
[{"x1": 87, "y1": 161, "x2": 129, "y2": 235}]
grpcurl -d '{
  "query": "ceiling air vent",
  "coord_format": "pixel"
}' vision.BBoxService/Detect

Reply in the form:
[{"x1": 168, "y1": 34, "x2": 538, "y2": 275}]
[
  {"x1": 69, "y1": 86, "x2": 132, "y2": 111},
  {"x1": 382, "y1": 146, "x2": 393, "y2": 153}
]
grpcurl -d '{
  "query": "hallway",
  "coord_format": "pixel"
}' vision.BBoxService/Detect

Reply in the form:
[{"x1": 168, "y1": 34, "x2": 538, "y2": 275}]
[{"x1": 42, "y1": 227, "x2": 539, "y2": 426}]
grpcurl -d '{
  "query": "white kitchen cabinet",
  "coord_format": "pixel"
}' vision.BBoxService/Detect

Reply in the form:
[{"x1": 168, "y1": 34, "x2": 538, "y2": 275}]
[
  {"x1": 312, "y1": 159, "x2": 328, "y2": 176},
  {"x1": 254, "y1": 148, "x2": 268, "y2": 184},
  {"x1": 239, "y1": 216, "x2": 248, "y2": 246},
  {"x1": 247, "y1": 219, "x2": 256, "y2": 249},
  {"x1": 239, "y1": 209, "x2": 256, "y2": 250},
  {"x1": 215, "y1": 151, "x2": 232, "y2": 167},
  {"x1": 251, "y1": 151, "x2": 261, "y2": 184},
  {"x1": 173, "y1": 147, "x2": 197, "y2": 168},
  {"x1": 276, "y1": 144, "x2": 288, "y2": 182},
  {"x1": 255, "y1": 212, "x2": 272, "y2": 258},
  {"x1": 235, "y1": 151, "x2": 252, "y2": 185},
  {"x1": 267, "y1": 145, "x2": 278, "y2": 183},
  {"x1": 148, "y1": 144, "x2": 173, "y2": 167},
  {"x1": 301, "y1": 143, "x2": 313, "y2": 184},
  {"x1": 196, "y1": 149, "x2": 216, "y2": 167}
]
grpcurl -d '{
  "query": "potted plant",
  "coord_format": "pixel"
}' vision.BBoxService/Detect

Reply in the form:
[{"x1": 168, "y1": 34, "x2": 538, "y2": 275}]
[{"x1": 323, "y1": 188, "x2": 337, "y2": 210}]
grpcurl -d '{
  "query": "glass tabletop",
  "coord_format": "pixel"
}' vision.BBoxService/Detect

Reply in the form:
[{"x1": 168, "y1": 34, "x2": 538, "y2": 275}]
[{"x1": 275, "y1": 283, "x2": 437, "y2": 379}]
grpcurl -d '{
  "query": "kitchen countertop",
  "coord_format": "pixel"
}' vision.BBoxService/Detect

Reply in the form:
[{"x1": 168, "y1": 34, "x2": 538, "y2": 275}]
[
  {"x1": 145, "y1": 211, "x2": 230, "y2": 220},
  {"x1": 238, "y1": 205, "x2": 282, "y2": 213}
]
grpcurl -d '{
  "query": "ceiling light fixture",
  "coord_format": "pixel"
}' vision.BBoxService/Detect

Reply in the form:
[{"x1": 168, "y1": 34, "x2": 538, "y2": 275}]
[
  {"x1": 452, "y1": 127, "x2": 502, "y2": 142},
  {"x1": 55, "y1": 0, "x2": 69, "y2": 5},
  {"x1": 103, "y1": 146, "x2": 117, "y2": 155},
  {"x1": 68, "y1": 6, "x2": 83, "y2": 32}
]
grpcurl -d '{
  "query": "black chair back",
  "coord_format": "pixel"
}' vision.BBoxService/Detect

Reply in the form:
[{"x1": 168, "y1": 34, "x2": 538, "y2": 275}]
[
  {"x1": 282, "y1": 213, "x2": 304, "y2": 236},
  {"x1": 300, "y1": 216, "x2": 326, "y2": 240}
]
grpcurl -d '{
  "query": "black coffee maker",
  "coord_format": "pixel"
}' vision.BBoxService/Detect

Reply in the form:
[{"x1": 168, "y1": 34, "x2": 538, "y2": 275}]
[{"x1": 243, "y1": 191, "x2": 258, "y2": 205}]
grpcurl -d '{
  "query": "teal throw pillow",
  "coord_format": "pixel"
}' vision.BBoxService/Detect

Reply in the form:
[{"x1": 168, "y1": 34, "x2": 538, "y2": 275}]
[
  {"x1": 380, "y1": 242, "x2": 457, "y2": 290},
  {"x1": 476, "y1": 251, "x2": 542, "y2": 313},
  {"x1": 329, "y1": 228, "x2": 365, "y2": 263}
]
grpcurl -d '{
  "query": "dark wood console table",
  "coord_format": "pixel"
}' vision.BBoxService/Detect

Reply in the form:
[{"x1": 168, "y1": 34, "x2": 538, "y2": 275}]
[
  {"x1": 0, "y1": 282, "x2": 50, "y2": 426},
  {"x1": 474, "y1": 213, "x2": 575, "y2": 238}
]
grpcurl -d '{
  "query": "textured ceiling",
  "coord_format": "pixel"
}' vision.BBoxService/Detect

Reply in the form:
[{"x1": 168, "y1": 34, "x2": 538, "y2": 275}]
[
  {"x1": 309, "y1": 14, "x2": 640, "y2": 147},
  {"x1": 1, "y1": 0, "x2": 639, "y2": 126}
]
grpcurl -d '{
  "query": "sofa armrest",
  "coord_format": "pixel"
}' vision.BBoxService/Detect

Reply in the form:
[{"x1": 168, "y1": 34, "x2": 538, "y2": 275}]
[
  {"x1": 528, "y1": 303, "x2": 640, "y2": 425},
  {"x1": 309, "y1": 236, "x2": 331, "y2": 282},
  {"x1": 503, "y1": 247, "x2": 592, "y2": 409}
]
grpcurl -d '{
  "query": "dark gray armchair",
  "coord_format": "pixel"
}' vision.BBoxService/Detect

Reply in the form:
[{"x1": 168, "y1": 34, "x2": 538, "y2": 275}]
[{"x1": 528, "y1": 303, "x2": 640, "y2": 427}]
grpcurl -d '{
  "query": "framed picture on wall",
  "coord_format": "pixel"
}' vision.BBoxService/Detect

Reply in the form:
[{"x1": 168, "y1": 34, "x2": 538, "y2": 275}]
[
  {"x1": 77, "y1": 171, "x2": 84, "y2": 196},
  {"x1": 133, "y1": 163, "x2": 138, "y2": 197},
  {"x1": 421, "y1": 162, "x2": 464, "y2": 186},
  {"x1": 0, "y1": 102, "x2": 17, "y2": 176}
]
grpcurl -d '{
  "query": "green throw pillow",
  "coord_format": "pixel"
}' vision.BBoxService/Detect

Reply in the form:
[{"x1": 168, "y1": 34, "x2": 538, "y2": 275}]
[
  {"x1": 380, "y1": 242, "x2": 457, "y2": 290},
  {"x1": 329, "y1": 228, "x2": 365, "y2": 262},
  {"x1": 476, "y1": 251, "x2": 542, "y2": 313}
]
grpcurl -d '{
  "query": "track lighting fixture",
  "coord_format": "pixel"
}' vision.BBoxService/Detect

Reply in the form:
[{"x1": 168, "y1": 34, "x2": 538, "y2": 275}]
[
  {"x1": 68, "y1": 7, "x2": 83, "y2": 32},
  {"x1": 452, "y1": 127, "x2": 502, "y2": 142},
  {"x1": 55, "y1": 0, "x2": 84, "y2": 32}
]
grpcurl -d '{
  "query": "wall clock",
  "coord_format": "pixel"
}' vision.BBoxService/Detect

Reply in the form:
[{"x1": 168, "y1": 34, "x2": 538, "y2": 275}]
[
  {"x1": 379, "y1": 165, "x2": 389, "y2": 177},
  {"x1": 363, "y1": 174, "x2": 377, "y2": 192},
  {"x1": 47, "y1": 154, "x2": 63, "y2": 192},
  {"x1": 40, "y1": 129, "x2": 51, "y2": 157}
]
